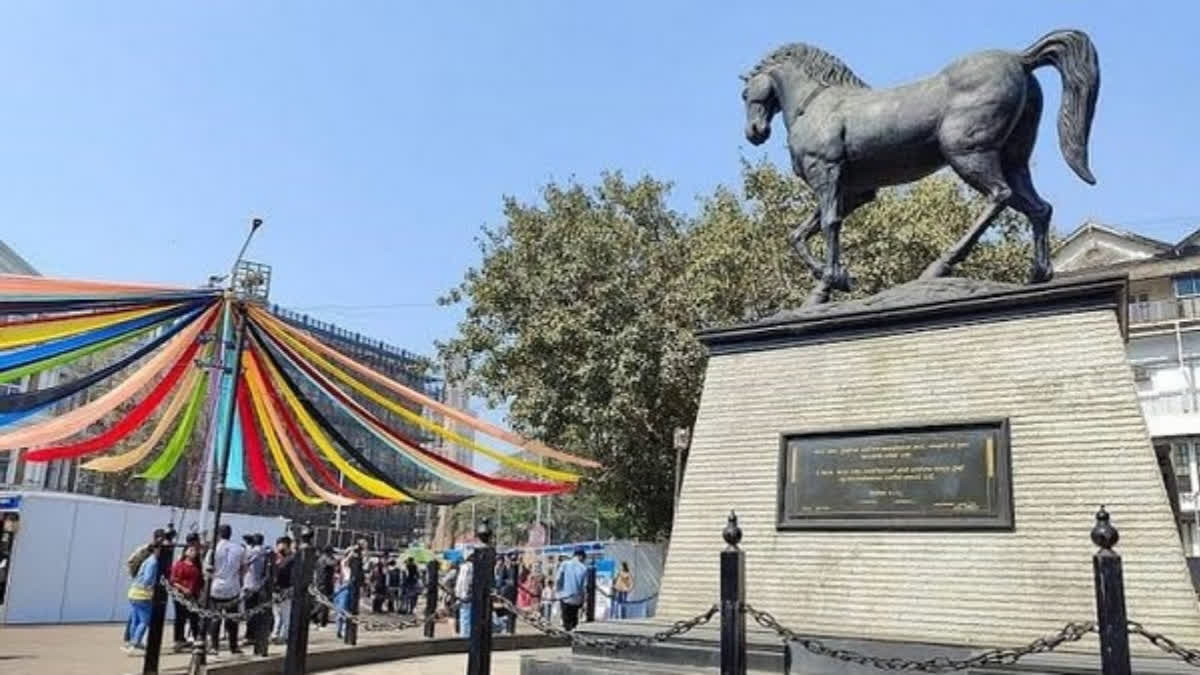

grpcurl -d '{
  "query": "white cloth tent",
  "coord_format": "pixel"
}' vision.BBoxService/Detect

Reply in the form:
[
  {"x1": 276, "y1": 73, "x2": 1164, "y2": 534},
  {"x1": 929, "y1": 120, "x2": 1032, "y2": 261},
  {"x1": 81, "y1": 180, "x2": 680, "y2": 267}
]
[{"x1": 0, "y1": 490, "x2": 287, "y2": 624}]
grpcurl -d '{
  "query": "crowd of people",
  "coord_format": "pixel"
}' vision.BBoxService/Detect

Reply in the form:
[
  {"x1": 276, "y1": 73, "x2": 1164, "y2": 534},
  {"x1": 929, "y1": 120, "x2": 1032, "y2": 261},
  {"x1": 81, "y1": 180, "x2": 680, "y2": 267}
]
[
  {"x1": 120, "y1": 524, "x2": 296, "y2": 657},
  {"x1": 120, "y1": 526, "x2": 641, "y2": 657}
]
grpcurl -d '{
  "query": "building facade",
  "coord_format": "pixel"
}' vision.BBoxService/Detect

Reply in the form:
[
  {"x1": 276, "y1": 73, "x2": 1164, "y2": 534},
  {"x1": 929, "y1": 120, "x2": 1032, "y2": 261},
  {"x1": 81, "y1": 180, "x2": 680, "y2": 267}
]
[{"x1": 1054, "y1": 221, "x2": 1200, "y2": 555}]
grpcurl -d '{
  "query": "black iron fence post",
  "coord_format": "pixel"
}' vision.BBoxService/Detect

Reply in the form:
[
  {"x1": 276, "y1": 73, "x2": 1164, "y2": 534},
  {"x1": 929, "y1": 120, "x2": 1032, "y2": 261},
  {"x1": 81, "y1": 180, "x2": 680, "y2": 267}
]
[
  {"x1": 1092, "y1": 506, "x2": 1132, "y2": 675},
  {"x1": 284, "y1": 524, "x2": 316, "y2": 675},
  {"x1": 720, "y1": 511, "x2": 747, "y2": 675},
  {"x1": 142, "y1": 526, "x2": 176, "y2": 675},
  {"x1": 467, "y1": 520, "x2": 496, "y2": 675},
  {"x1": 344, "y1": 550, "x2": 362, "y2": 646},
  {"x1": 585, "y1": 564, "x2": 597, "y2": 623},
  {"x1": 424, "y1": 559, "x2": 439, "y2": 639}
]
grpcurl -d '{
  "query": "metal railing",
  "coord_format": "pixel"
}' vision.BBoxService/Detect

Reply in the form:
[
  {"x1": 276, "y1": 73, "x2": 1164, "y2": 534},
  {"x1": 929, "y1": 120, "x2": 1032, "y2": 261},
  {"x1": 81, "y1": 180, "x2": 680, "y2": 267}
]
[
  {"x1": 1129, "y1": 298, "x2": 1200, "y2": 325},
  {"x1": 1140, "y1": 390, "x2": 1197, "y2": 417}
]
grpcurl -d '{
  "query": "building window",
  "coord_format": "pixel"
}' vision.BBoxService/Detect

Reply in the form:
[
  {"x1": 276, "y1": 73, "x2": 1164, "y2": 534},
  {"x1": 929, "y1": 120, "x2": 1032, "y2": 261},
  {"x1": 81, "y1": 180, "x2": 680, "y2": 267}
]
[
  {"x1": 1174, "y1": 443, "x2": 1194, "y2": 490},
  {"x1": 1175, "y1": 274, "x2": 1200, "y2": 298}
]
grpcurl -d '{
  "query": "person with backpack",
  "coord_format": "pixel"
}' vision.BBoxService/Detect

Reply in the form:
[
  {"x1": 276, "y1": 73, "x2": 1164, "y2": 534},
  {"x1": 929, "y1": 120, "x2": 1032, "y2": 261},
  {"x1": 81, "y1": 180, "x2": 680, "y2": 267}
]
[
  {"x1": 122, "y1": 529, "x2": 165, "y2": 648},
  {"x1": 124, "y1": 530, "x2": 167, "y2": 654}
]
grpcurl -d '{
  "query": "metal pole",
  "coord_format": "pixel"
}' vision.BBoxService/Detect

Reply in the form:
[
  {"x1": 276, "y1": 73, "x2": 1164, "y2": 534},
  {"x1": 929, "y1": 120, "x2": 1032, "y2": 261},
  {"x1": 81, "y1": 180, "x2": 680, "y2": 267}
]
[
  {"x1": 467, "y1": 520, "x2": 495, "y2": 675},
  {"x1": 720, "y1": 511, "x2": 747, "y2": 675},
  {"x1": 1092, "y1": 507, "x2": 1132, "y2": 675},
  {"x1": 187, "y1": 308, "x2": 247, "y2": 675},
  {"x1": 283, "y1": 524, "x2": 316, "y2": 675},
  {"x1": 142, "y1": 526, "x2": 176, "y2": 675},
  {"x1": 423, "y1": 560, "x2": 439, "y2": 639}
]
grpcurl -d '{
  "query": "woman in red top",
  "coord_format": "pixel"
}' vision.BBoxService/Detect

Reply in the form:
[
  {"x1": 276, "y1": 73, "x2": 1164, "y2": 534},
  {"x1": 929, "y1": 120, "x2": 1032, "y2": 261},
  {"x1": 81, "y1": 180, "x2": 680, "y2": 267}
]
[{"x1": 169, "y1": 544, "x2": 203, "y2": 651}]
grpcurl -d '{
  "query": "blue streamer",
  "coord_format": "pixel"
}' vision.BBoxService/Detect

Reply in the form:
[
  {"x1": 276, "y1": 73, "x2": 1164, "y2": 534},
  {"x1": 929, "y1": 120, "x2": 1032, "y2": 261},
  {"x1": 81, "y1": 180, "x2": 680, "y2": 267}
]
[{"x1": 0, "y1": 302, "x2": 202, "y2": 372}]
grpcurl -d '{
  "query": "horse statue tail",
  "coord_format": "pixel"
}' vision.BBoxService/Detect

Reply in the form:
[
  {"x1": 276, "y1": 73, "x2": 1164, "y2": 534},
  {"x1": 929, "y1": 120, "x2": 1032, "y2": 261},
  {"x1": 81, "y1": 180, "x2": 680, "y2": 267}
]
[{"x1": 1021, "y1": 29, "x2": 1100, "y2": 185}]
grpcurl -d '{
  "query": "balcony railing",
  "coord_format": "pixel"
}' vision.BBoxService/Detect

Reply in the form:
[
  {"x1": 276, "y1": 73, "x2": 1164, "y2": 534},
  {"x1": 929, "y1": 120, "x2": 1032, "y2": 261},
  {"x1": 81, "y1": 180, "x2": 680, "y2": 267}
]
[
  {"x1": 1129, "y1": 297, "x2": 1200, "y2": 325},
  {"x1": 1141, "y1": 390, "x2": 1197, "y2": 417}
]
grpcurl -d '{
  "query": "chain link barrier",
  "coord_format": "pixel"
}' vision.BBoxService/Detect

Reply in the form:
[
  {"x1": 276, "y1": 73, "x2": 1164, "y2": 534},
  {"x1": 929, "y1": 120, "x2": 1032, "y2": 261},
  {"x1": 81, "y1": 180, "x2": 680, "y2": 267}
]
[
  {"x1": 305, "y1": 582, "x2": 461, "y2": 633},
  {"x1": 744, "y1": 603, "x2": 1096, "y2": 673},
  {"x1": 1129, "y1": 621, "x2": 1200, "y2": 667},
  {"x1": 492, "y1": 590, "x2": 717, "y2": 650},
  {"x1": 160, "y1": 579, "x2": 291, "y2": 624}
]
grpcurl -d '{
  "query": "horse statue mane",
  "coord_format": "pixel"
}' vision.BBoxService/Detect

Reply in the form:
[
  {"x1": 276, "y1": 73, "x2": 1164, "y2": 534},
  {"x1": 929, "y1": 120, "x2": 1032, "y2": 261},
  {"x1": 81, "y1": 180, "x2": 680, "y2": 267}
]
[{"x1": 744, "y1": 43, "x2": 870, "y2": 89}]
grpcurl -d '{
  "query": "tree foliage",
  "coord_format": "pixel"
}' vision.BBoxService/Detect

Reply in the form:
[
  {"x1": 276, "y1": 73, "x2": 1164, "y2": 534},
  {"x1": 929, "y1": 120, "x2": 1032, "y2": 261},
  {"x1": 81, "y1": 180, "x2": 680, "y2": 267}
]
[{"x1": 439, "y1": 161, "x2": 1039, "y2": 539}]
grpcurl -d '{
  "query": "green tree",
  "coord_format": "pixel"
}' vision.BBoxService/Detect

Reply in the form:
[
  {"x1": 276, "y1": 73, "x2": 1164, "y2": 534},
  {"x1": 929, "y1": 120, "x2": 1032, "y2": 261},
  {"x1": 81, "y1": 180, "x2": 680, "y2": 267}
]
[{"x1": 439, "y1": 162, "x2": 1039, "y2": 539}]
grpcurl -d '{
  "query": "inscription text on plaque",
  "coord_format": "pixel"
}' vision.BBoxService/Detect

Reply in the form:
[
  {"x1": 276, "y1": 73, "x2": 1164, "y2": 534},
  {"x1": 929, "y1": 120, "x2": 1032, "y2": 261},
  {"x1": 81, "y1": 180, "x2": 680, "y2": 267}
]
[{"x1": 777, "y1": 421, "x2": 1012, "y2": 530}]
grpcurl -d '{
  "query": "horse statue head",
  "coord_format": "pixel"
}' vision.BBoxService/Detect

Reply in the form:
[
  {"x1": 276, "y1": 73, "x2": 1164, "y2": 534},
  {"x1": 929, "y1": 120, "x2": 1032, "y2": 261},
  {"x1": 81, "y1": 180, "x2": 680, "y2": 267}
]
[{"x1": 741, "y1": 43, "x2": 869, "y2": 146}]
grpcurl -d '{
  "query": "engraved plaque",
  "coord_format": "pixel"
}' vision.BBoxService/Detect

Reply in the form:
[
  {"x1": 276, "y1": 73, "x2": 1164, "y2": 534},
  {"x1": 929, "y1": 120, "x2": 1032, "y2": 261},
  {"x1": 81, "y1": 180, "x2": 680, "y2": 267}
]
[{"x1": 777, "y1": 421, "x2": 1012, "y2": 530}]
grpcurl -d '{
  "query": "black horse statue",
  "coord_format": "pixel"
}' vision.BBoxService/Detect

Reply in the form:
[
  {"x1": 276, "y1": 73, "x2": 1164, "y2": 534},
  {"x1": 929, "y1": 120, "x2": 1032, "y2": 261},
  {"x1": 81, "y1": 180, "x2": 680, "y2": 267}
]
[{"x1": 742, "y1": 29, "x2": 1099, "y2": 304}]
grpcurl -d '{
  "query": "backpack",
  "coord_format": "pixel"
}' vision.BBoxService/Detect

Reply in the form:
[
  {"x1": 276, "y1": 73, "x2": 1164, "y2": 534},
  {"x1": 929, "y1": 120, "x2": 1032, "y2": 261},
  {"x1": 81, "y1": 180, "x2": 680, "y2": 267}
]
[{"x1": 127, "y1": 544, "x2": 152, "y2": 578}]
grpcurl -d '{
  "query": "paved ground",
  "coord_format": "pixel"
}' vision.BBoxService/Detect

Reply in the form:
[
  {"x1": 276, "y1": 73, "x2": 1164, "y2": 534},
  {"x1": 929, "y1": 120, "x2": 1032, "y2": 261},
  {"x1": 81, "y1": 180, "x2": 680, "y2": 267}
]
[
  {"x1": 315, "y1": 649, "x2": 571, "y2": 674},
  {"x1": 0, "y1": 616, "x2": 465, "y2": 675}
]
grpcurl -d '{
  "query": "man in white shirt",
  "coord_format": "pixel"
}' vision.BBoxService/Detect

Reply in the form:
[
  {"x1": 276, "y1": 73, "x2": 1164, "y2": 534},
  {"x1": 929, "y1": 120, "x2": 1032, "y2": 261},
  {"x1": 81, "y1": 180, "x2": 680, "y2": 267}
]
[
  {"x1": 454, "y1": 552, "x2": 475, "y2": 638},
  {"x1": 208, "y1": 524, "x2": 246, "y2": 655}
]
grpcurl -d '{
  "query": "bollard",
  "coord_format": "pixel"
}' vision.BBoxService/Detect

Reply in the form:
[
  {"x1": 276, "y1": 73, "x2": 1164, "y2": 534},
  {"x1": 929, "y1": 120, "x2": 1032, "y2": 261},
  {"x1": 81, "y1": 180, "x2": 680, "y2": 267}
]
[
  {"x1": 720, "y1": 511, "x2": 747, "y2": 675},
  {"x1": 344, "y1": 550, "x2": 363, "y2": 646},
  {"x1": 142, "y1": 526, "x2": 176, "y2": 675},
  {"x1": 585, "y1": 564, "x2": 597, "y2": 623},
  {"x1": 1092, "y1": 506, "x2": 1132, "y2": 675},
  {"x1": 424, "y1": 559, "x2": 439, "y2": 639},
  {"x1": 284, "y1": 524, "x2": 316, "y2": 675},
  {"x1": 467, "y1": 519, "x2": 496, "y2": 675}
]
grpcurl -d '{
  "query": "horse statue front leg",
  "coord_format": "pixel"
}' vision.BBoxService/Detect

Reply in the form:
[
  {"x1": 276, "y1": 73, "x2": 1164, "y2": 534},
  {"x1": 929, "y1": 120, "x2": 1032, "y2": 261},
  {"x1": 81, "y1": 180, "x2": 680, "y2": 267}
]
[
  {"x1": 804, "y1": 178, "x2": 851, "y2": 306},
  {"x1": 788, "y1": 211, "x2": 825, "y2": 280}
]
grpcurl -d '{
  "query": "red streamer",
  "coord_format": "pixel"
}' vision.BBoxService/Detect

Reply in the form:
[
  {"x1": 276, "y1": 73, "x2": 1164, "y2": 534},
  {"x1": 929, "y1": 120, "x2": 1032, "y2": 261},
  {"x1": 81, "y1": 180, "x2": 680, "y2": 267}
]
[
  {"x1": 26, "y1": 313, "x2": 215, "y2": 462},
  {"x1": 235, "y1": 377, "x2": 276, "y2": 497},
  {"x1": 252, "y1": 321, "x2": 571, "y2": 495},
  {"x1": 249, "y1": 345, "x2": 395, "y2": 507}
]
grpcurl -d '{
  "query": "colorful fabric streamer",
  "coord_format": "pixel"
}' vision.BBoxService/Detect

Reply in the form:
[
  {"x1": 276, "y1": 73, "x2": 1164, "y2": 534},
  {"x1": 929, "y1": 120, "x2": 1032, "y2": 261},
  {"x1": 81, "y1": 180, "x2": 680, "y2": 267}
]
[
  {"x1": 80, "y1": 369, "x2": 201, "y2": 472},
  {"x1": 249, "y1": 310, "x2": 580, "y2": 482},
  {"x1": 0, "y1": 302, "x2": 200, "y2": 373},
  {"x1": 0, "y1": 273, "x2": 192, "y2": 295},
  {"x1": 138, "y1": 372, "x2": 209, "y2": 480},
  {"x1": 235, "y1": 382, "x2": 275, "y2": 497},
  {"x1": 0, "y1": 303, "x2": 217, "y2": 451},
  {"x1": 250, "y1": 333, "x2": 468, "y2": 505},
  {"x1": 250, "y1": 321, "x2": 569, "y2": 496},
  {"x1": 239, "y1": 350, "x2": 324, "y2": 506},
  {"x1": 0, "y1": 305, "x2": 205, "y2": 413},
  {"x1": 0, "y1": 304, "x2": 179, "y2": 350},
  {"x1": 250, "y1": 306, "x2": 599, "y2": 469},
  {"x1": 23, "y1": 314, "x2": 211, "y2": 462}
]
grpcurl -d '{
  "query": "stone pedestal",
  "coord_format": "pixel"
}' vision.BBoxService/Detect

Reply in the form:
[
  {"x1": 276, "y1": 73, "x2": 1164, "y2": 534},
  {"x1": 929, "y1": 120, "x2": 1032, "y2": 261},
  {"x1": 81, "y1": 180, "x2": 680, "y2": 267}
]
[
  {"x1": 524, "y1": 275, "x2": 1200, "y2": 674},
  {"x1": 659, "y1": 274, "x2": 1200, "y2": 655}
]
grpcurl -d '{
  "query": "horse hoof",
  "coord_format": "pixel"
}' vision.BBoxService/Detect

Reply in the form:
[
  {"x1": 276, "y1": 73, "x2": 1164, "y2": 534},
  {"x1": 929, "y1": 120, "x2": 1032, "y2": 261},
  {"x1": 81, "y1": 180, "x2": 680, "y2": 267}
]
[
  {"x1": 1028, "y1": 263, "x2": 1054, "y2": 284},
  {"x1": 826, "y1": 266, "x2": 852, "y2": 293}
]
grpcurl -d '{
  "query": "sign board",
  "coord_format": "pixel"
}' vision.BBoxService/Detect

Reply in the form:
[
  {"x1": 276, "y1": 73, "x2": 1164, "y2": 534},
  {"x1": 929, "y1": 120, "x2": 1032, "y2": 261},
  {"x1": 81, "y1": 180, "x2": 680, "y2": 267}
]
[
  {"x1": 0, "y1": 495, "x2": 20, "y2": 512},
  {"x1": 777, "y1": 420, "x2": 1012, "y2": 530}
]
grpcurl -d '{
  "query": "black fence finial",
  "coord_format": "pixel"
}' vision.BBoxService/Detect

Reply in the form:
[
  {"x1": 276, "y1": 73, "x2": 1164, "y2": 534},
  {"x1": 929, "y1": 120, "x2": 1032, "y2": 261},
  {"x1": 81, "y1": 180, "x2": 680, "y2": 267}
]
[
  {"x1": 1092, "y1": 505, "x2": 1119, "y2": 552},
  {"x1": 723, "y1": 511, "x2": 743, "y2": 550}
]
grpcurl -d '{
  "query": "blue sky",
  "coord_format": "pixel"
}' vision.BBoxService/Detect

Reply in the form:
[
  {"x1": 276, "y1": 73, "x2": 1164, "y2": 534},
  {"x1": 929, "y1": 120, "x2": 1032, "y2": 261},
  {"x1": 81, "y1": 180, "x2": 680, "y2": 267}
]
[{"x1": 1, "y1": 1, "x2": 1197, "y2": 369}]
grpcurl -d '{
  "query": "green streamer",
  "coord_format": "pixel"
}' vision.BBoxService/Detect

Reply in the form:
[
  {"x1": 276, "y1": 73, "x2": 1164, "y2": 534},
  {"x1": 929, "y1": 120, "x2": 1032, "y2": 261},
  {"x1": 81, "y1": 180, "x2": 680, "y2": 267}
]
[
  {"x1": 0, "y1": 324, "x2": 159, "y2": 385},
  {"x1": 138, "y1": 371, "x2": 208, "y2": 480}
]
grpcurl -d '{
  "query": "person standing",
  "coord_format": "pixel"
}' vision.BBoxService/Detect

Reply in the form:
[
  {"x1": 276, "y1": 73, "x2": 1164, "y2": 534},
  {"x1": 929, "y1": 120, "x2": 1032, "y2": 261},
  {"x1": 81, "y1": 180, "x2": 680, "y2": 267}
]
[
  {"x1": 313, "y1": 547, "x2": 336, "y2": 629},
  {"x1": 402, "y1": 557, "x2": 420, "y2": 615},
  {"x1": 369, "y1": 558, "x2": 387, "y2": 613},
  {"x1": 241, "y1": 534, "x2": 269, "y2": 656},
  {"x1": 454, "y1": 551, "x2": 474, "y2": 638},
  {"x1": 169, "y1": 543, "x2": 203, "y2": 652},
  {"x1": 496, "y1": 553, "x2": 518, "y2": 634},
  {"x1": 123, "y1": 532, "x2": 164, "y2": 654},
  {"x1": 555, "y1": 547, "x2": 589, "y2": 631},
  {"x1": 270, "y1": 536, "x2": 295, "y2": 644},
  {"x1": 208, "y1": 524, "x2": 246, "y2": 655},
  {"x1": 613, "y1": 561, "x2": 634, "y2": 620},
  {"x1": 443, "y1": 561, "x2": 460, "y2": 634},
  {"x1": 385, "y1": 560, "x2": 402, "y2": 613}
]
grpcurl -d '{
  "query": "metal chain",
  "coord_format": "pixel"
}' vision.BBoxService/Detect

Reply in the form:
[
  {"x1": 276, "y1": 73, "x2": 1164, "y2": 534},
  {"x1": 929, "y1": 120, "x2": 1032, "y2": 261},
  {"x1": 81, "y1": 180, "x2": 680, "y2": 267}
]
[
  {"x1": 492, "y1": 591, "x2": 717, "y2": 649},
  {"x1": 307, "y1": 585, "x2": 460, "y2": 632},
  {"x1": 1129, "y1": 621, "x2": 1200, "y2": 666},
  {"x1": 744, "y1": 604, "x2": 1095, "y2": 673},
  {"x1": 160, "y1": 579, "x2": 290, "y2": 623}
]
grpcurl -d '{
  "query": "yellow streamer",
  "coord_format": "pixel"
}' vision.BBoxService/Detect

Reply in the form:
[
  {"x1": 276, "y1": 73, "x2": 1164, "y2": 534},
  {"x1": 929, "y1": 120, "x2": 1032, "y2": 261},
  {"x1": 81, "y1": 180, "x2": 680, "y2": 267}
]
[
  {"x1": 249, "y1": 306, "x2": 598, "y2": 469},
  {"x1": 253, "y1": 328, "x2": 518, "y2": 496},
  {"x1": 81, "y1": 367, "x2": 203, "y2": 472},
  {"x1": 252, "y1": 313, "x2": 579, "y2": 483},
  {"x1": 0, "y1": 304, "x2": 179, "y2": 350},
  {"x1": 254, "y1": 340, "x2": 411, "y2": 502},
  {"x1": 242, "y1": 352, "x2": 347, "y2": 506}
]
